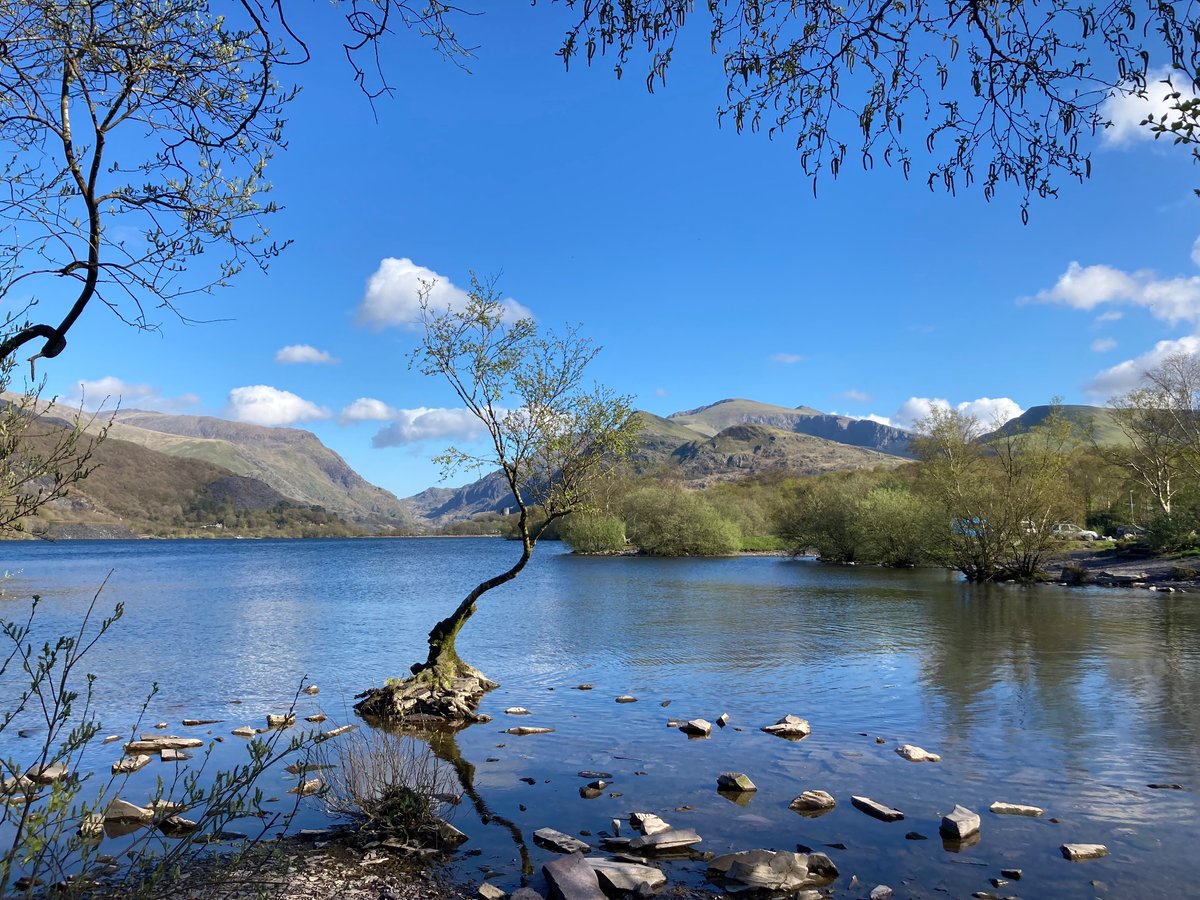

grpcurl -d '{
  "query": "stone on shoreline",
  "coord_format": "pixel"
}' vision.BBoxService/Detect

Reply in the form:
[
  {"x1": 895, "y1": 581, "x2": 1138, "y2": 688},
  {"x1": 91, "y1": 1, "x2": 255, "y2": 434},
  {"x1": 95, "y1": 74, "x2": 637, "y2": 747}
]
[
  {"x1": 895, "y1": 744, "x2": 941, "y2": 762},
  {"x1": 353, "y1": 666, "x2": 498, "y2": 723},
  {"x1": 852, "y1": 796, "x2": 904, "y2": 821},
  {"x1": 989, "y1": 801, "x2": 1044, "y2": 817},
  {"x1": 761, "y1": 715, "x2": 811, "y2": 739},
  {"x1": 940, "y1": 805, "x2": 981, "y2": 841},
  {"x1": 707, "y1": 849, "x2": 818, "y2": 892},
  {"x1": 585, "y1": 857, "x2": 666, "y2": 893},
  {"x1": 543, "y1": 852, "x2": 606, "y2": 900},
  {"x1": 478, "y1": 883, "x2": 507, "y2": 900}
]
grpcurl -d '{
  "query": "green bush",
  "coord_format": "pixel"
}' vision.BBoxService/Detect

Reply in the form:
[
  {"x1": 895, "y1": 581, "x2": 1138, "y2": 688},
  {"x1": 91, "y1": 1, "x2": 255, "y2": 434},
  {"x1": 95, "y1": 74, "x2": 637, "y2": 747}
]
[
  {"x1": 622, "y1": 486, "x2": 741, "y2": 556},
  {"x1": 1146, "y1": 513, "x2": 1200, "y2": 552},
  {"x1": 561, "y1": 513, "x2": 627, "y2": 553}
]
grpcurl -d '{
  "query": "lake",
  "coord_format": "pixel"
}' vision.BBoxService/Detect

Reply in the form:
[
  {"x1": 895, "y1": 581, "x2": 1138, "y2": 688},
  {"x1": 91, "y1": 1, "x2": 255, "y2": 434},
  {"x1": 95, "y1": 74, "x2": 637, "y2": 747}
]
[{"x1": 1, "y1": 538, "x2": 1197, "y2": 898}]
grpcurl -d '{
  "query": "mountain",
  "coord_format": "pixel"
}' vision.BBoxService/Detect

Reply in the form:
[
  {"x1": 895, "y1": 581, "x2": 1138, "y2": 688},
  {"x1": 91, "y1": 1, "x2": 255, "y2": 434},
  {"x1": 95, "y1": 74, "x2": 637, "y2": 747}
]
[
  {"x1": 980, "y1": 404, "x2": 1127, "y2": 447},
  {"x1": 100, "y1": 410, "x2": 413, "y2": 530},
  {"x1": 667, "y1": 398, "x2": 914, "y2": 456},
  {"x1": 405, "y1": 400, "x2": 913, "y2": 524}
]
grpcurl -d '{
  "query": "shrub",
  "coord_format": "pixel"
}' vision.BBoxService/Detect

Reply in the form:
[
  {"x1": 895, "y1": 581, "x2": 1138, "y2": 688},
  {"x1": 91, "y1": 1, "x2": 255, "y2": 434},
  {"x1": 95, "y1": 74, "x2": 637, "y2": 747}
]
[
  {"x1": 319, "y1": 728, "x2": 455, "y2": 845},
  {"x1": 560, "y1": 513, "x2": 627, "y2": 554},
  {"x1": 622, "y1": 486, "x2": 740, "y2": 556}
]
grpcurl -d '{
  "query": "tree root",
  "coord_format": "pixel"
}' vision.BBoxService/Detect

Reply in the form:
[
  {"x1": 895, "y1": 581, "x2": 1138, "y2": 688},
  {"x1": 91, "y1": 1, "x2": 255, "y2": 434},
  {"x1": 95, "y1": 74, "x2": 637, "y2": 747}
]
[{"x1": 353, "y1": 660, "x2": 498, "y2": 724}]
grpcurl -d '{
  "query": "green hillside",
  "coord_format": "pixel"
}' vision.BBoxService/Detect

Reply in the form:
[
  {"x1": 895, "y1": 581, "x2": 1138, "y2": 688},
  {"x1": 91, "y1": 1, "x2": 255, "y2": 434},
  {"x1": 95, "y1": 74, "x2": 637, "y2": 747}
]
[
  {"x1": 667, "y1": 398, "x2": 825, "y2": 436},
  {"x1": 982, "y1": 404, "x2": 1128, "y2": 447}
]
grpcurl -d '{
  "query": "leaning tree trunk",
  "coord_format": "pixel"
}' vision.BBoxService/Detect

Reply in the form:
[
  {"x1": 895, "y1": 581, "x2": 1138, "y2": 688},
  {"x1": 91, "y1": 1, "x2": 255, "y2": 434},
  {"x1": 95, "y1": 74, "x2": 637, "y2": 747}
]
[{"x1": 354, "y1": 532, "x2": 534, "y2": 723}]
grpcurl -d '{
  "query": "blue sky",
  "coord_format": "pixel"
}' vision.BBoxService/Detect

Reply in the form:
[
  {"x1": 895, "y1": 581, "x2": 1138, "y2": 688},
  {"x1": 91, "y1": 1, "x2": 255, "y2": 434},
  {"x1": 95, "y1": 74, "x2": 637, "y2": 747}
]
[{"x1": 30, "y1": 5, "x2": 1200, "y2": 498}]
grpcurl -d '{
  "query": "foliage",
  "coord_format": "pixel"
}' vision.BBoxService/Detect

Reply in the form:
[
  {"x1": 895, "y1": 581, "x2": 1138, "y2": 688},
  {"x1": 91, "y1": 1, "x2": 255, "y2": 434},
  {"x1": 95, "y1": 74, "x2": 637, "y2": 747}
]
[
  {"x1": 0, "y1": 582, "x2": 320, "y2": 897},
  {"x1": 1145, "y1": 511, "x2": 1200, "y2": 553},
  {"x1": 912, "y1": 403, "x2": 1072, "y2": 581},
  {"x1": 622, "y1": 485, "x2": 741, "y2": 556},
  {"x1": 561, "y1": 512, "x2": 627, "y2": 554},
  {"x1": 548, "y1": 0, "x2": 1200, "y2": 210}
]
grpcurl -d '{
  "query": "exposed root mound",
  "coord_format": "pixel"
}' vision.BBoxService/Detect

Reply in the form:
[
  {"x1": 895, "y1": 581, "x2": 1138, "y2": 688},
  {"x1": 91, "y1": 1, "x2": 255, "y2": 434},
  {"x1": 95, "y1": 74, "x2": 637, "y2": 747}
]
[{"x1": 354, "y1": 662, "x2": 498, "y2": 724}]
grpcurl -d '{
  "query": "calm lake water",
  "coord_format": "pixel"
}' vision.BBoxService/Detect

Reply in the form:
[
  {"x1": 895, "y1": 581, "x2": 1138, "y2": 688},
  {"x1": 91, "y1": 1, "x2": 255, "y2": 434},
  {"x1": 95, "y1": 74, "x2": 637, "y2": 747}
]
[{"x1": 2, "y1": 538, "x2": 1198, "y2": 898}]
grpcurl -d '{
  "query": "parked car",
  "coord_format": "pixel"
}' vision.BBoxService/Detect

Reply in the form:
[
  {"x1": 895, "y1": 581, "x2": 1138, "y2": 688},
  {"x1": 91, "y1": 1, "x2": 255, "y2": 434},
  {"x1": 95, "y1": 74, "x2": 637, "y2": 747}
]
[
  {"x1": 1115, "y1": 524, "x2": 1146, "y2": 539},
  {"x1": 1051, "y1": 523, "x2": 1100, "y2": 541}
]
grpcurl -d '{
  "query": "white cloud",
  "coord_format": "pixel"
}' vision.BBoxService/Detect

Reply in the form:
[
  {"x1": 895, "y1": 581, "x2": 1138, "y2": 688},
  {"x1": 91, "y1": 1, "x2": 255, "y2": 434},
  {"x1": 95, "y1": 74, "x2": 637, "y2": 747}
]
[
  {"x1": 842, "y1": 388, "x2": 872, "y2": 403},
  {"x1": 769, "y1": 353, "x2": 805, "y2": 365},
  {"x1": 1033, "y1": 257, "x2": 1200, "y2": 326},
  {"x1": 889, "y1": 396, "x2": 1024, "y2": 430},
  {"x1": 1086, "y1": 335, "x2": 1200, "y2": 397},
  {"x1": 339, "y1": 397, "x2": 397, "y2": 424},
  {"x1": 275, "y1": 344, "x2": 338, "y2": 365},
  {"x1": 1096, "y1": 310, "x2": 1124, "y2": 324},
  {"x1": 1101, "y1": 69, "x2": 1199, "y2": 147},
  {"x1": 1091, "y1": 337, "x2": 1117, "y2": 353},
  {"x1": 67, "y1": 376, "x2": 200, "y2": 414},
  {"x1": 226, "y1": 385, "x2": 330, "y2": 427},
  {"x1": 371, "y1": 407, "x2": 486, "y2": 447},
  {"x1": 356, "y1": 258, "x2": 532, "y2": 330}
]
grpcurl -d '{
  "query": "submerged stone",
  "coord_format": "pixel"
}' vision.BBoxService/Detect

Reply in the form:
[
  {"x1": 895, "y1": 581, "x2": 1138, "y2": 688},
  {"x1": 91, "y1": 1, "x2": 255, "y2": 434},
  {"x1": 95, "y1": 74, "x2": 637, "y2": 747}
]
[
  {"x1": 989, "y1": 801, "x2": 1044, "y2": 817},
  {"x1": 895, "y1": 744, "x2": 941, "y2": 762},
  {"x1": 789, "y1": 790, "x2": 837, "y2": 813},
  {"x1": 534, "y1": 828, "x2": 591, "y2": 854},
  {"x1": 1062, "y1": 843, "x2": 1108, "y2": 861},
  {"x1": 852, "y1": 796, "x2": 904, "y2": 821},
  {"x1": 716, "y1": 772, "x2": 757, "y2": 793}
]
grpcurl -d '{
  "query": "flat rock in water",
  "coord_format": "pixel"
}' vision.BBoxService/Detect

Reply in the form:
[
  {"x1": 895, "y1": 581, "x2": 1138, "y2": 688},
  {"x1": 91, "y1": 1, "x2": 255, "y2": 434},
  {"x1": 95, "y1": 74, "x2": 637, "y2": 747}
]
[
  {"x1": 852, "y1": 796, "x2": 904, "y2": 822},
  {"x1": 869, "y1": 887, "x2": 894, "y2": 900},
  {"x1": 534, "y1": 828, "x2": 591, "y2": 854},
  {"x1": 989, "y1": 801, "x2": 1044, "y2": 817},
  {"x1": 504, "y1": 726, "x2": 555, "y2": 735},
  {"x1": 679, "y1": 719, "x2": 712, "y2": 737},
  {"x1": 790, "y1": 790, "x2": 837, "y2": 812},
  {"x1": 940, "y1": 805, "x2": 981, "y2": 840},
  {"x1": 288, "y1": 778, "x2": 321, "y2": 796},
  {"x1": 231, "y1": 726, "x2": 258, "y2": 738},
  {"x1": 628, "y1": 828, "x2": 701, "y2": 852},
  {"x1": 577, "y1": 771, "x2": 612, "y2": 779},
  {"x1": 1062, "y1": 843, "x2": 1108, "y2": 861},
  {"x1": 479, "y1": 883, "x2": 507, "y2": 900},
  {"x1": 630, "y1": 812, "x2": 671, "y2": 835},
  {"x1": 896, "y1": 744, "x2": 941, "y2": 762},
  {"x1": 716, "y1": 713, "x2": 730, "y2": 727},
  {"x1": 181, "y1": 718, "x2": 222, "y2": 726},
  {"x1": 126, "y1": 736, "x2": 205, "y2": 752},
  {"x1": 761, "y1": 715, "x2": 811, "y2": 739},
  {"x1": 543, "y1": 852, "x2": 606, "y2": 900},
  {"x1": 112, "y1": 754, "x2": 151, "y2": 775},
  {"x1": 615, "y1": 695, "x2": 637, "y2": 704},
  {"x1": 302, "y1": 685, "x2": 320, "y2": 695},
  {"x1": 323, "y1": 724, "x2": 356, "y2": 738},
  {"x1": 160, "y1": 748, "x2": 191, "y2": 763},
  {"x1": 265, "y1": 713, "x2": 296, "y2": 729},
  {"x1": 707, "y1": 849, "x2": 814, "y2": 892},
  {"x1": 717, "y1": 772, "x2": 757, "y2": 792},
  {"x1": 512, "y1": 889, "x2": 545, "y2": 900},
  {"x1": 505, "y1": 707, "x2": 531, "y2": 715},
  {"x1": 26, "y1": 763, "x2": 69, "y2": 785},
  {"x1": 305, "y1": 713, "x2": 327, "y2": 723},
  {"x1": 157, "y1": 815, "x2": 199, "y2": 837},
  {"x1": 585, "y1": 857, "x2": 666, "y2": 893},
  {"x1": 105, "y1": 798, "x2": 153, "y2": 823}
]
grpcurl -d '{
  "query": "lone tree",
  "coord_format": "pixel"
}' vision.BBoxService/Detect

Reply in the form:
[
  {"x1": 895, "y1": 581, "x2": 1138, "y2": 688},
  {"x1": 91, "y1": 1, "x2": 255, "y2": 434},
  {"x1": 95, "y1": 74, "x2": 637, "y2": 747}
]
[{"x1": 355, "y1": 277, "x2": 639, "y2": 722}]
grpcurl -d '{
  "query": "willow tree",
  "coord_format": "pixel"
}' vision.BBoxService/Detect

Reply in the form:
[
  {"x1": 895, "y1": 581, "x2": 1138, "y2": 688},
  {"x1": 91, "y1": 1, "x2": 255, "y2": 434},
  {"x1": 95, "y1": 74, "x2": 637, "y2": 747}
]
[{"x1": 355, "y1": 277, "x2": 639, "y2": 722}]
